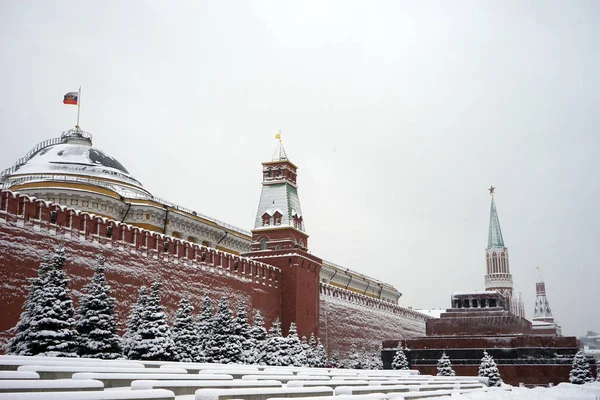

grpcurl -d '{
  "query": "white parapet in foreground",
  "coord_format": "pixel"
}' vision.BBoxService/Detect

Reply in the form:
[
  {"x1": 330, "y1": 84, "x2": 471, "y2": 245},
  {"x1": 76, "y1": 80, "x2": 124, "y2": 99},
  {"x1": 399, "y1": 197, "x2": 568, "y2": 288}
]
[
  {"x1": 288, "y1": 380, "x2": 370, "y2": 388},
  {"x1": 0, "y1": 378, "x2": 104, "y2": 392},
  {"x1": 240, "y1": 374, "x2": 331, "y2": 383},
  {"x1": 0, "y1": 371, "x2": 39, "y2": 380},
  {"x1": 71, "y1": 373, "x2": 233, "y2": 388},
  {"x1": 194, "y1": 386, "x2": 334, "y2": 400},
  {"x1": 131, "y1": 379, "x2": 282, "y2": 396},
  {"x1": 0, "y1": 389, "x2": 176, "y2": 400}
]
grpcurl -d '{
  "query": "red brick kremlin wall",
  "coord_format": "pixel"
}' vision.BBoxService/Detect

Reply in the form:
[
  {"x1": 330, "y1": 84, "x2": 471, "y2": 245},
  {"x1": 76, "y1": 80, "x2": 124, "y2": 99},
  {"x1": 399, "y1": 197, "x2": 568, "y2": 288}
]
[
  {"x1": 0, "y1": 190, "x2": 282, "y2": 347},
  {"x1": 0, "y1": 189, "x2": 428, "y2": 355},
  {"x1": 320, "y1": 284, "x2": 428, "y2": 361}
]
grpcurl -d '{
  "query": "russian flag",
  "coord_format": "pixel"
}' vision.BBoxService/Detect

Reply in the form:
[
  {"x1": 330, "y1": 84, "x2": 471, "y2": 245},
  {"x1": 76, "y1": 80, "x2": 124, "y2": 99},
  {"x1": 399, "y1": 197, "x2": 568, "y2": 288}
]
[{"x1": 63, "y1": 92, "x2": 78, "y2": 105}]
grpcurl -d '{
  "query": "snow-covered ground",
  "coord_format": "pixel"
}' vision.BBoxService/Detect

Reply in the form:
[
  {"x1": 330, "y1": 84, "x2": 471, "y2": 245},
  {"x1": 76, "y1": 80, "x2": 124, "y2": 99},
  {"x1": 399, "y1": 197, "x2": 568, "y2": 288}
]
[{"x1": 0, "y1": 355, "x2": 598, "y2": 400}]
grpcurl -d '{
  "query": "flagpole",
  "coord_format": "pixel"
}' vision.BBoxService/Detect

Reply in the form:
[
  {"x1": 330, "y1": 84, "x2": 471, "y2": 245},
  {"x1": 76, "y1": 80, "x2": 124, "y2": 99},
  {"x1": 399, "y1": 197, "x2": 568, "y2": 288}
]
[{"x1": 76, "y1": 86, "x2": 81, "y2": 129}]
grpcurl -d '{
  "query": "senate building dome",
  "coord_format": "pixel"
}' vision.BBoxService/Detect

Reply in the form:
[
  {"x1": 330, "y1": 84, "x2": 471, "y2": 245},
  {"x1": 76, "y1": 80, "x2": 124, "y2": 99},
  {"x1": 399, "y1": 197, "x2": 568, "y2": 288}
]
[
  {"x1": 0, "y1": 127, "x2": 254, "y2": 255},
  {"x1": 2, "y1": 128, "x2": 148, "y2": 197}
]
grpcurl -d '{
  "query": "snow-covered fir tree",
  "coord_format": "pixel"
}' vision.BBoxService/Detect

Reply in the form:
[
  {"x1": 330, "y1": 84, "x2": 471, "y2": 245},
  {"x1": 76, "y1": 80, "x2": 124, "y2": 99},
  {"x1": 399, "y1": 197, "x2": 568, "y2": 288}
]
[
  {"x1": 234, "y1": 300, "x2": 253, "y2": 364},
  {"x1": 374, "y1": 346, "x2": 383, "y2": 370},
  {"x1": 359, "y1": 346, "x2": 369, "y2": 369},
  {"x1": 26, "y1": 247, "x2": 78, "y2": 357},
  {"x1": 367, "y1": 344, "x2": 383, "y2": 370},
  {"x1": 391, "y1": 344, "x2": 409, "y2": 370},
  {"x1": 301, "y1": 336, "x2": 311, "y2": 365},
  {"x1": 347, "y1": 344, "x2": 361, "y2": 369},
  {"x1": 306, "y1": 333, "x2": 317, "y2": 367},
  {"x1": 436, "y1": 352, "x2": 455, "y2": 376},
  {"x1": 330, "y1": 352, "x2": 341, "y2": 368},
  {"x1": 75, "y1": 253, "x2": 123, "y2": 359},
  {"x1": 128, "y1": 282, "x2": 174, "y2": 361},
  {"x1": 569, "y1": 349, "x2": 594, "y2": 384},
  {"x1": 124, "y1": 286, "x2": 147, "y2": 359},
  {"x1": 315, "y1": 338, "x2": 329, "y2": 368},
  {"x1": 205, "y1": 297, "x2": 242, "y2": 364},
  {"x1": 478, "y1": 350, "x2": 502, "y2": 386},
  {"x1": 5, "y1": 252, "x2": 52, "y2": 355},
  {"x1": 247, "y1": 310, "x2": 267, "y2": 364},
  {"x1": 258, "y1": 318, "x2": 291, "y2": 366},
  {"x1": 171, "y1": 293, "x2": 201, "y2": 362},
  {"x1": 286, "y1": 322, "x2": 307, "y2": 367},
  {"x1": 196, "y1": 293, "x2": 213, "y2": 360}
]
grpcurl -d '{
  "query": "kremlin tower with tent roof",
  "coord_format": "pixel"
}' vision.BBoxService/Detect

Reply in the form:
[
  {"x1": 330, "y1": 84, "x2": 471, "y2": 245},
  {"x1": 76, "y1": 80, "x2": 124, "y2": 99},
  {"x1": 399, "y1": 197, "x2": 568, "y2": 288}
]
[
  {"x1": 531, "y1": 268, "x2": 562, "y2": 336},
  {"x1": 484, "y1": 186, "x2": 525, "y2": 317}
]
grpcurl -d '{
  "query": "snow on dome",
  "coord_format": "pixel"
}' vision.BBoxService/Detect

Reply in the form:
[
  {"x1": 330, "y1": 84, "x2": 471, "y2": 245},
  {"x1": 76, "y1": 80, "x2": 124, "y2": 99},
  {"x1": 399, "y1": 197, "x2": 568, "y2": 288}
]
[
  {"x1": 1, "y1": 128, "x2": 146, "y2": 193},
  {"x1": 14, "y1": 143, "x2": 140, "y2": 185}
]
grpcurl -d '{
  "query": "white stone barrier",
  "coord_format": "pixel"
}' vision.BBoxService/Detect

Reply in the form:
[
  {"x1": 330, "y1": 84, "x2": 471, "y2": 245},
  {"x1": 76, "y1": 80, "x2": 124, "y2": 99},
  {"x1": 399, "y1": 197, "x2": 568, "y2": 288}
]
[
  {"x1": 0, "y1": 389, "x2": 175, "y2": 400},
  {"x1": 17, "y1": 365, "x2": 186, "y2": 380},
  {"x1": 335, "y1": 384, "x2": 411, "y2": 396},
  {"x1": 131, "y1": 379, "x2": 282, "y2": 396},
  {"x1": 194, "y1": 386, "x2": 334, "y2": 400},
  {"x1": 199, "y1": 369, "x2": 283, "y2": 379},
  {"x1": 0, "y1": 359, "x2": 144, "y2": 371},
  {"x1": 0, "y1": 378, "x2": 103, "y2": 393},
  {"x1": 72, "y1": 373, "x2": 233, "y2": 388},
  {"x1": 241, "y1": 375, "x2": 330, "y2": 383},
  {"x1": 268, "y1": 395, "x2": 388, "y2": 400},
  {"x1": 287, "y1": 380, "x2": 370, "y2": 389},
  {"x1": 0, "y1": 371, "x2": 39, "y2": 380}
]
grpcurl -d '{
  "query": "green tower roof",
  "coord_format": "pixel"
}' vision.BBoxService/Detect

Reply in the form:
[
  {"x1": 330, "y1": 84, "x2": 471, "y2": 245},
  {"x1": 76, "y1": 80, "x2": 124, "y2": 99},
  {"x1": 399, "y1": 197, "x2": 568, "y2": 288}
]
[{"x1": 488, "y1": 197, "x2": 505, "y2": 248}]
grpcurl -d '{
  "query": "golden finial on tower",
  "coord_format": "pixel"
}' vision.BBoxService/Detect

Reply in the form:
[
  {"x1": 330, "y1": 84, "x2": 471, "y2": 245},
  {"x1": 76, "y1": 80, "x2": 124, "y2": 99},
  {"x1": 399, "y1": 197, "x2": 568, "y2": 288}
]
[
  {"x1": 275, "y1": 130, "x2": 282, "y2": 142},
  {"x1": 536, "y1": 266, "x2": 540, "y2": 271}
]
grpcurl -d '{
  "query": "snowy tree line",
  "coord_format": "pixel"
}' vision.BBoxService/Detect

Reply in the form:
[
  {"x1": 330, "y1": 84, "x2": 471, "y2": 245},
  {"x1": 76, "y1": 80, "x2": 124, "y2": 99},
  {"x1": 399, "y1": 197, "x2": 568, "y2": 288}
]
[{"x1": 5, "y1": 246, "x2": 386, "y2": 369}]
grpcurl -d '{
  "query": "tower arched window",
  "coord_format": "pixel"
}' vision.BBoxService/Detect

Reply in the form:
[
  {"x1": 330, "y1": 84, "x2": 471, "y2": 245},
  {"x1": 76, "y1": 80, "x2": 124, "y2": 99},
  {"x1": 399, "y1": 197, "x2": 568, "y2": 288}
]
[
  {"x1": 260, "y1": 238, "x2": 268, "y2": 250},
  {"x1": 492, "y1": 253, "x2": 497, "y2": 273}
]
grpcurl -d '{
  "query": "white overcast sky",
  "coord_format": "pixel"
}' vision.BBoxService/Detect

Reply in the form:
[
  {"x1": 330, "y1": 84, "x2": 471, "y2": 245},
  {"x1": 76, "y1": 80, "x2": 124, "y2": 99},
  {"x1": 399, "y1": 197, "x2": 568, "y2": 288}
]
[{"x1": 1, "y1": 1, "x2": 598, "y2": 337}]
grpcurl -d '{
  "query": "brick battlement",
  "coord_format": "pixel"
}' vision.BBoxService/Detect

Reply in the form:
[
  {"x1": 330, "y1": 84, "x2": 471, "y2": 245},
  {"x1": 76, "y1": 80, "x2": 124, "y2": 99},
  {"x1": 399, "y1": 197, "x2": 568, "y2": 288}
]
[
  {"x1": 320, "y1": 283, "x2": 430, "y2": 324},
  {"x1": 0, "y1": 189, "x2": 281, "y2": 285}
]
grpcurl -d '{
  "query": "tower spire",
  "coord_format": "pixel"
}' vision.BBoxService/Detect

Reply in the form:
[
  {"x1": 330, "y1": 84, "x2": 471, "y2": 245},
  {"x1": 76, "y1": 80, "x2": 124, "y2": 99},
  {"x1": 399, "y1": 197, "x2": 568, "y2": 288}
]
[
  {"x1": 532, "y1": 267, "x2": 561, "y2": 335},
  {"x1": 533, "y1": 267, "x2": 553, "y2": 319},
  {"x1": 488, "y1": 186, "x2": 504, "y2": 248},
  {"x1": 272, "y1": 130, "x2": 288, "y2": 161},
  {"x1": 484, "y1": 187, "x2": 519, "y2": 316}
]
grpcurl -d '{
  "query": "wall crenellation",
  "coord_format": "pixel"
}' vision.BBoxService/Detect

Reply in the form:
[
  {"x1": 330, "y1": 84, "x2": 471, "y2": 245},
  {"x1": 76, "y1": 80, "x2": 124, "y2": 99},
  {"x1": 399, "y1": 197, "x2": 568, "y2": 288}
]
[
  {"x1": 320, "y1": 283, "x2": 430, "y2": 324},
  {"x1": 0, "y1": 189, "x2": 281, "y2": 286}
]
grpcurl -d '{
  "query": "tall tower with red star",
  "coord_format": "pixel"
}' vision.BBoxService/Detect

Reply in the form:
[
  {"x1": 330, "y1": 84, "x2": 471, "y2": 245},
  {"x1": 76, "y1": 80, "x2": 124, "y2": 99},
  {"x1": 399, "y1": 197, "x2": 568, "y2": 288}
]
[{"x1": 484, "y1": 187, "x2": 524, "y2": 316}]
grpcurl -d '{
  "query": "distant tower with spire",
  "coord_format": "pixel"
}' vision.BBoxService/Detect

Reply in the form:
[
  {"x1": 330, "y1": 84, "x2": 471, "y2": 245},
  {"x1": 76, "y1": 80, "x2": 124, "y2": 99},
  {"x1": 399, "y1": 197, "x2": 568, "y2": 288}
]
[
  {"x1": 532, "y1": 268, "x2": 562, "y2": 335},
  {"x1": 484, "y1": 186, "x2": 524, "y2": 317},
  {"x1": 244, "y1": 133, "x2": 322, "y2": 338}
]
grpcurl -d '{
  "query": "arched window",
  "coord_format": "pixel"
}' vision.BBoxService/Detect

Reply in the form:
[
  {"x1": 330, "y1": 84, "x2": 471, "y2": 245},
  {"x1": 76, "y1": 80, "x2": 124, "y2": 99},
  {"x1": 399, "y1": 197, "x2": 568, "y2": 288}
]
[
  {"x1": 260, "y1": 238, "x2": 268, "y2": 250},
  {"x1": 492, "y1": 255, "x2": 497, "y2": 273}
]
